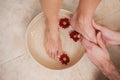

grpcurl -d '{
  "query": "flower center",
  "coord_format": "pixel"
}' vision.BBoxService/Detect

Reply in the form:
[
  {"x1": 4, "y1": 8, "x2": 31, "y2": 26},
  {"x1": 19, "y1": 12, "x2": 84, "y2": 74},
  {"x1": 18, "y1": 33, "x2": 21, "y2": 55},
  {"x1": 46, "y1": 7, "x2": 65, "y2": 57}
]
[
  {"x1": 63, "y1": 21, "x2": 67, "y2": 25},
  {"x1": 63, "y1": 57, "x2": 67, "y2": 61},
  {"x1": 73, "y1": 34, "x2": 77, "y2": 38}
]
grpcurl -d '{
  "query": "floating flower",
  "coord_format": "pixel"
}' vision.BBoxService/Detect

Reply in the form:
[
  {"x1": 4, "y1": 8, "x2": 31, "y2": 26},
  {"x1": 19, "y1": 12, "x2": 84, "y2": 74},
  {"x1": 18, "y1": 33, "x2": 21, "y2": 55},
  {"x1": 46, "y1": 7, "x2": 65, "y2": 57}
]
[
  {"x1": 59, "y1": 53, "x2": 70, "y2": 65},
  {"x1": 70, "y1": 30, "x2": 81, "y2": 42},
  {"x1": 59, "y1": 18, "x2": 70, "y2": 29}
]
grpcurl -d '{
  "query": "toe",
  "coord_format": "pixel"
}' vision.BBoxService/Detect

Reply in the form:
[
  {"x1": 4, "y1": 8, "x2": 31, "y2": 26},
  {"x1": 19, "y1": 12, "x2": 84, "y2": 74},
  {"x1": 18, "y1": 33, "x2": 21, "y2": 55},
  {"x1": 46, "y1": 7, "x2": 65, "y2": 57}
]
[
  {"x1": 55, "y1": 51, "x2": 59, "y2": 60},
  {"x1": 50, "y1": 48, "x2": 56, "y2": 59},
  {"x1": 51, "y1": 52, "x2": 56, "y2": 59},
  {"x1": 48, "y1": 50, "x2": 52, "y2": 58}
]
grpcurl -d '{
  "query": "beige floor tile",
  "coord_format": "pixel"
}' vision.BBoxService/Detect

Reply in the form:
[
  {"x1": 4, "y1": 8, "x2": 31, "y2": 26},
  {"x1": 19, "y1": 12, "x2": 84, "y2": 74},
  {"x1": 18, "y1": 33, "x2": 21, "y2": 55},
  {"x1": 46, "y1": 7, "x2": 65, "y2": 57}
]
[
  {"x1": 100, "y1": 10, "x2": 120, "y2": 31},
  {"x1": 94, "y1": 0, "x2": 120, "y2": 20},
  {"x1": 0, "y1": 54, "x2": 85, "y2": 80},
  {"x1": 0, "y1": 0, "x2": 40, "y2": 64}
]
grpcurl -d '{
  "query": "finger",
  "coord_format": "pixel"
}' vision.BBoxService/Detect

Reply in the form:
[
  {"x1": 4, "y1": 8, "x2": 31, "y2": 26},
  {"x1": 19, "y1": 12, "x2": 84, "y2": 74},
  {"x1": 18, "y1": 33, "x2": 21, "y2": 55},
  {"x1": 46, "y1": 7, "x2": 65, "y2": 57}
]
[
  {"x1": 97, "y1": 32, "x2": 106, "y2": 49},
  {"x1": 81, "y1": 38, "x2": 95, "y2": 51},
  {"x1": 87, "y1": 31, "x2": 97, "y2": 43},
  {"x1": 92, "y1": 20, "x2": 102, "y2": 30}
]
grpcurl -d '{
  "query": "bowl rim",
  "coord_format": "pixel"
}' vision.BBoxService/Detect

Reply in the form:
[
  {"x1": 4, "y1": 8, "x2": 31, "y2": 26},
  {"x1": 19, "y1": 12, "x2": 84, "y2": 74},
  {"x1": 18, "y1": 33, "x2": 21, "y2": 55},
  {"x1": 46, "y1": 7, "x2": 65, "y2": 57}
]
[{"x1": 25, "y1": 9, "x2": 85, "y2": 71}]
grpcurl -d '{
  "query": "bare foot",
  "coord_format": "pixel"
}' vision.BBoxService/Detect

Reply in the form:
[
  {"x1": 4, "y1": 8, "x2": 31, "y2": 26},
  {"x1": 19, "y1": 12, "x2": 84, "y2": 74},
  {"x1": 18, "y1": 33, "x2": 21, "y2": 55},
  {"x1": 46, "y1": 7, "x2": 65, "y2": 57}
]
[
  {"x1": 44, "y1": 20, "x2": 62, "y2": 60},
  {"x1": 70, "y1": 11, "x2": 96, "y2": 43}
]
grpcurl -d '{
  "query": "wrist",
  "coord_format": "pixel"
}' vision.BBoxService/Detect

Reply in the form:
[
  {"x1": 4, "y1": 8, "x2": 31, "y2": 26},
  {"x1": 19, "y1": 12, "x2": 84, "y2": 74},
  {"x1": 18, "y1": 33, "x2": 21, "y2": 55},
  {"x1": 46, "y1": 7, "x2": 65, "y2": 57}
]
[{"x1": 100, "y1": 60, "x2": 120, "y2": 80}]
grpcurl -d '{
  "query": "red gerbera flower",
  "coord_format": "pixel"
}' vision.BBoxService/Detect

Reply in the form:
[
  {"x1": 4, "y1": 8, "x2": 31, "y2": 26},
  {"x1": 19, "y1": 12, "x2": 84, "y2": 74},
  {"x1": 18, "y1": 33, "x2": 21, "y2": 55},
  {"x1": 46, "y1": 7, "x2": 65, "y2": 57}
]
[
  {"x1": 59, "y1": 18, "x2": 70, "y2": 29},
  {"x1": 59, "y1": 53, "x2": 70, "y2": 65},
  {"x1": 70, "y1": 30, "x2": 81, "y2": 42}
]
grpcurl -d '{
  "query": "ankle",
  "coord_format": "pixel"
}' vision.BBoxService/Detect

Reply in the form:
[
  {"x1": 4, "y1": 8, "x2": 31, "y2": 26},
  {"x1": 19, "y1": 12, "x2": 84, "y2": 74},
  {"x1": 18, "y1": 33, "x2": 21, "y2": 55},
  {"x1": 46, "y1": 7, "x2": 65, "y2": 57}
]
[
  {"x1": 75, "y1": 10, "x2": 92, "y2": 24},
  {"x1": 45, "y1": 16, "x2": 59, "y2": 24},
  {"x1": 77, "y1": 16, "x2": 92, "y2": 25},
  {"x1": 45, "y1": 19, "x2": 59, "y2": 30}
]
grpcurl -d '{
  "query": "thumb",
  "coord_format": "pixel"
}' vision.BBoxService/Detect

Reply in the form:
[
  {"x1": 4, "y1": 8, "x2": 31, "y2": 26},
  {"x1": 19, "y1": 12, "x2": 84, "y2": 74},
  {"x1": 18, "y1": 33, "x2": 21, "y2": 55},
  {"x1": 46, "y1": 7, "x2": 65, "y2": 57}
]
[
  {"x1": 97, "y1": 32, "x2": 106, "y2": 49},
  {"x1": 92, "y1": 20, "x2": 102, "y2": 30},
  {"x1": 81, "y1": 38, "x2": 95, "y2": 51}
]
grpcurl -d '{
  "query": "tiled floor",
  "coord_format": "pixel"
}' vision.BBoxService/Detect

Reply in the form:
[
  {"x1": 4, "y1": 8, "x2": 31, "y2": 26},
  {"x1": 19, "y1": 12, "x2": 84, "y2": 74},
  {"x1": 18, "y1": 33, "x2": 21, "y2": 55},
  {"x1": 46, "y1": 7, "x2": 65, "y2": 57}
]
[{"x1": 0, "y1": 0, "x2": 120, "y2": 80}]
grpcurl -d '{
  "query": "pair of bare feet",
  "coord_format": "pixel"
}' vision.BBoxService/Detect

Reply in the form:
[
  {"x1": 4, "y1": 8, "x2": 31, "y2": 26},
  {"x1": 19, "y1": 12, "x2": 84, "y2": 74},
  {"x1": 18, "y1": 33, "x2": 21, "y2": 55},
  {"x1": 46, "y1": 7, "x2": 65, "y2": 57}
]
[
  {"x1": 44, "y1": 10, "x2": 120, "y2": 60},
  {"x1": 44, "y1": 10, "x2": 92, "y2": 60}
]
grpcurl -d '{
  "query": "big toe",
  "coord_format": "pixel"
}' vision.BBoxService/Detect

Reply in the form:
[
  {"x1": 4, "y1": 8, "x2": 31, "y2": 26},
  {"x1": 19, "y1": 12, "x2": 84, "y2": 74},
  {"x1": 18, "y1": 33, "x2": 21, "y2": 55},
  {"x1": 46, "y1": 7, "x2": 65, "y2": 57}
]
[
  {"x1": 55, "y1": 47, "x2": 62, "y2": 60},
  {"x1": 45, "y1": 45, "x2": 55, "y2": 59},
  {"x1": 49, "y1": 48, "x2": 57, "y2": 59}
]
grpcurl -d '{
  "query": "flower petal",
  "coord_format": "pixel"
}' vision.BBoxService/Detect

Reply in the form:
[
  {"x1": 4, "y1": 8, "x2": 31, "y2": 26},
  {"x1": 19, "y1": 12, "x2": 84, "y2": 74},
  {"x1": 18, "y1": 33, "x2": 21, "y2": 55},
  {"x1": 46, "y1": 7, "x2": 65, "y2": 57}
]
[
  {"x1": 70, "y1": 30, "x2": 81, "y2": 42},
  {"x1": 59, "y1": 53, "x2": 70, "y2": 65},
  {"x1": 59, "y1": 18, "x2": 70, "y2": 29}
]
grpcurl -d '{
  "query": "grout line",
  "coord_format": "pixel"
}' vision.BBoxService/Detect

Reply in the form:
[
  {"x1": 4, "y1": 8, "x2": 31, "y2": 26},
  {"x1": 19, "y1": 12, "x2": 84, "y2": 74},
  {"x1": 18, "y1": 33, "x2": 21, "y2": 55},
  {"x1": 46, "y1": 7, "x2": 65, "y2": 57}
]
[{"x1": 0, "y1": 53, "x2": 25, "y2": 66}]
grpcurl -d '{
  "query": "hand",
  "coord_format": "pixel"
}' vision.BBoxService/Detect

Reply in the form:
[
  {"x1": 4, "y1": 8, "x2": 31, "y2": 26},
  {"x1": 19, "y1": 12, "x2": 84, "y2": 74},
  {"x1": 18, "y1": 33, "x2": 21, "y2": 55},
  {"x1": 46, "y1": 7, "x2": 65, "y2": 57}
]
[
  {"x1": 81, "y1": 32, "x2": 120, "y2": 80},
  {"x1": 81, "y1": 32, "x2": 110, "y2": 68},
  {"x1": 92, "y1": 20, "x2": 120, "y2": 45}
]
